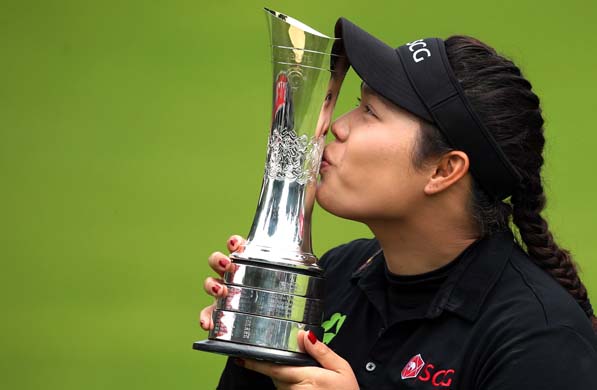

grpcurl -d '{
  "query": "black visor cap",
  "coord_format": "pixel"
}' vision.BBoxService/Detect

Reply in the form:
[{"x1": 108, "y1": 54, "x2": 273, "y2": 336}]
[{"x1": 334, "y1": 17, "x2": 433, "y2": 123}]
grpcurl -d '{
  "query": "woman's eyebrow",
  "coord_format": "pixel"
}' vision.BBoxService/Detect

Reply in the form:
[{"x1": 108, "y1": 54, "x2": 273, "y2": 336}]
[{"x1": 361, "y1": 81, "x2": 400, "y2": 115}]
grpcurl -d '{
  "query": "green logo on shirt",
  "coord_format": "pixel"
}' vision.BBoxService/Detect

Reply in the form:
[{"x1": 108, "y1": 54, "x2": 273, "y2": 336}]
[{"x1": 321, "y1": 312, "x2": 347, "y2": 344}]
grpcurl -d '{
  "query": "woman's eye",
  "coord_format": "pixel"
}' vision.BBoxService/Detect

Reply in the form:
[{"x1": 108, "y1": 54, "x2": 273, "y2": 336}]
[{"x1": 356, "y1": 96, "x2": 376, "y2": 117}]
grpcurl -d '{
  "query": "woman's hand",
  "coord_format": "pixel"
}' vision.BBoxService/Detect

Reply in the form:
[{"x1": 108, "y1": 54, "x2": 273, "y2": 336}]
[
  {"x1": 198, "y1": 235, "x2": 245, "y2": 330},
  {"x1": 239, "y1": 330, "x2": 359, "y2": 390}
]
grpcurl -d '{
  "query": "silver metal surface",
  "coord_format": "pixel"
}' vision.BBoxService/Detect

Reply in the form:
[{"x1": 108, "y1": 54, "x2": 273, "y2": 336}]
[
  {"x1": 193, "y1": 339, "x2": 319, "y2": 365},
  {"x1": 217, "y1": 285, "x2": 324, "y2": 324},
  {"x1": 224, "y1": 262, "x2": 325, "y2": 297},
  {"x1": 194, "y1": 8, "x2": 350, "y2": 363},
  {"x1": 209, "y1": 310, "x2": 322, "y2": 353},
  {"x1": 231, "y1": 8, "x2": 341, "y2": 270}
]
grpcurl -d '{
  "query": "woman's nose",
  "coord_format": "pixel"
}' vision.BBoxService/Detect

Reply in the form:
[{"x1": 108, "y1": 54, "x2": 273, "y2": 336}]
[{"x1": 330, "y1": 114, "x2": 350, "y2": 141}]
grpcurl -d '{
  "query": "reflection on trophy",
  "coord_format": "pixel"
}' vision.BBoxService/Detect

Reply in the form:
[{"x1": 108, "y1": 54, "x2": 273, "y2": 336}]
[{"x1": 192, "y1": 8, "x2": 348, "y2": 365}]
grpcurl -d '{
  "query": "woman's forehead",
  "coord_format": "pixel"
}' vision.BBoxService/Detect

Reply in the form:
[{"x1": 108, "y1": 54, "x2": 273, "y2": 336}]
[{"x1": 361, "y1": 81, "x2": 410, "y2": 116}]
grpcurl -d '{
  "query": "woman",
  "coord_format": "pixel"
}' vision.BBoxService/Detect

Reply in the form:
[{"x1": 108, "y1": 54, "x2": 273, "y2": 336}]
[{"x1": 199, "y1": 17, "x2": 597, "y2": 389}]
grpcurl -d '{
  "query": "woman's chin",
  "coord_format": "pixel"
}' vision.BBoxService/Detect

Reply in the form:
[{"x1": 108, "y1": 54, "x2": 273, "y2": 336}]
[
  {"x1": 315, "y1": 187, "x2": 356, "y2": 220},
  {"x1": 315, "y1": 184, "x2": 335, "y2": 212}
]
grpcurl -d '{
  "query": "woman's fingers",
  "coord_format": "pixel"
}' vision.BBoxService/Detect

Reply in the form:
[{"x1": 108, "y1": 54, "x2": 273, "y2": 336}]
[
  {"x1": 200, "y1": 235, "x2": 245, "y2": 332},
  {"x1": 207, "y1": 251, "x2": 232, "y2": 276},
  {"x1": 226, "y1": 235, "x2": 246, "y2": 253},
  {"x1": 301, "y1": 330, "x2": 352, "y2": 372},
  {"x1": 199, "y1": 303, "x2": 216, "y2": 330},
  {"x1": 241, "y1": 360, "x2": 308, "y2": 384},
  {"x1": 207, "y1": 236, "x2": 246, "y2": 276},
  {"x1": 199, "y1": 271, "x2": 228, "y2": 332},
  {"x1": 203, "y1": 276, "x2": 228, "y2": 298}
]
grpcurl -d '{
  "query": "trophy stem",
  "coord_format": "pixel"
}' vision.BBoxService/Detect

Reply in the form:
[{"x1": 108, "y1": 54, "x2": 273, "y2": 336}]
[
  {"x1": 251, "y1": 176, "x2": 310, "y2": 250},
  {"x1": 238, "y1": 173, "x2": 318, "y2": 269}
]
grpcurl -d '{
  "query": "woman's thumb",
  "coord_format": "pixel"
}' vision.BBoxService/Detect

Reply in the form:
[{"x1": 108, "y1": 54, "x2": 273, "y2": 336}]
[{"x1": 302, "y1": 330, "x2": 350, "y2": 372}]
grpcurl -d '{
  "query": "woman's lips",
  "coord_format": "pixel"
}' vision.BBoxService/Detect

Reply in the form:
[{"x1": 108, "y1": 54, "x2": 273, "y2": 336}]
[{"x1": 320, "y1": 153, "x2": 332, "y2": 171}]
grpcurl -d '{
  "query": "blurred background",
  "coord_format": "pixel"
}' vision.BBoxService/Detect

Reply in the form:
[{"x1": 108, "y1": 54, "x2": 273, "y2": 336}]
[{"x1": 1, "y1": 0, "x2": 595, "y2": 388}]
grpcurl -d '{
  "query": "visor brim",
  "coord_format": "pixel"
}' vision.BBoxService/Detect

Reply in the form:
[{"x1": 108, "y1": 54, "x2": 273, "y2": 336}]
[{"x1": 334, "y1": 17, "x2": 433, "y2": 122}]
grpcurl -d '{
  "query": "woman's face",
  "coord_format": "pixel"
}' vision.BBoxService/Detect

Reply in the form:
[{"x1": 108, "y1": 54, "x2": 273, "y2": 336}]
[{"x1": 316, "y1": 82, "x2": 433, "y2": 222}]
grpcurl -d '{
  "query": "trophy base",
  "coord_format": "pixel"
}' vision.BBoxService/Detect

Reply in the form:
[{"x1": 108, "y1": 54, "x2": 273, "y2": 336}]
[{"x1": 193, "y1": 339, "x2": 319, "y2": 366}]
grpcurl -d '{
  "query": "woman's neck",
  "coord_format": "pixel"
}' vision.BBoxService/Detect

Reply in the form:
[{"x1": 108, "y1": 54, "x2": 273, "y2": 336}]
[{"x1": 367, "y1": 208, "x2": 479, "y2": 276}]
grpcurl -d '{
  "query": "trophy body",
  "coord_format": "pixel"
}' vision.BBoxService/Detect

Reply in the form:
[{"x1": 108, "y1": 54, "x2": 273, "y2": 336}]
[{"x1": 193, "y1": 9, "x2": 347, "y2": 366}]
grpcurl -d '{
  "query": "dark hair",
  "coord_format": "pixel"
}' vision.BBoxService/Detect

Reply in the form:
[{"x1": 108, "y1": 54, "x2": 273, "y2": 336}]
[{"x1": 413, "y1": 35, "x2": 597, "y2": 332}]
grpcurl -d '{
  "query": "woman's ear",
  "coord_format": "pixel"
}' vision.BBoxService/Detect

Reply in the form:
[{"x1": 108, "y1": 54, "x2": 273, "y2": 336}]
[{"x1": 424, "y1": 151, "x2": 470, "y2": 195}]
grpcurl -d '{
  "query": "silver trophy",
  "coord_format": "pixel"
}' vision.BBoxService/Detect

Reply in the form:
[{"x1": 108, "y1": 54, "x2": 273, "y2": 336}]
[{"x1": 193, "y1": 8, "x2": 348, "y2": 365}]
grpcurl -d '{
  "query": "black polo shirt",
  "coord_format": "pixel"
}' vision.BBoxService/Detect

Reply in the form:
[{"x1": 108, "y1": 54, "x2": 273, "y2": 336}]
[{"x1": 216, "y1": 230, "x2": 597, "y2": 389}]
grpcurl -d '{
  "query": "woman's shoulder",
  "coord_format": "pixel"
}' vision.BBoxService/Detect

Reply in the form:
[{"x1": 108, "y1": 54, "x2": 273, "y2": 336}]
[
  {"x1": 318, "y1": 238, "x2": 380, "y2": 276},
  {"x1": 462, "y1": 240, "x2": 597, "y2": 387},
  {"x1": 486, "y1": 243, "x2": 596, "y2": 344}
]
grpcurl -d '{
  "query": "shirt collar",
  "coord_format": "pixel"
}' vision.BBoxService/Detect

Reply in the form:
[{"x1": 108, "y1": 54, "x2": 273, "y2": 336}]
[{"x1": 350, "y1": 230, "x2": 515, "y2": 323}]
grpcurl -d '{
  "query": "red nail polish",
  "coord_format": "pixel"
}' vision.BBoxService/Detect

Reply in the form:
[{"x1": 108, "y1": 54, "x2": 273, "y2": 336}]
[
  {"x1": 308, "y1": 330, "x2": 317, "y2": 345},
  {"x1": 212, "y1": 285, "x2": 221, "y2": 294},
  {"x1": 234, "y1": 358, "x2": 245, "y2": 367},
  {"x1": 228, "y1": 238, "x2": 237, "y2": 248},
  {"x1": 219, "y1": 259, "x2": 229, "y2": 268}
]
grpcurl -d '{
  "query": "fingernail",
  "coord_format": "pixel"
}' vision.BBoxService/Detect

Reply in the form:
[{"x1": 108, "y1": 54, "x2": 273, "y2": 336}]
[
  {"x1": 234, "y1": 358, "x2": 245, "y2": 367},
  {"x1": 228, "y1": 238, "x2": 237, "y2": 248},
  {"x1": 307, "y1": 330, "x2": 317, "y2": 345},
  {"x1": 212, "y1": 285, "x2": 221, "y2": 294},
  {"x1": 200, "y1": 320, "x2": 205, "y2": 327},
  {"x1": 219, "y1": 258, "x2": 229, "y2": 268}
]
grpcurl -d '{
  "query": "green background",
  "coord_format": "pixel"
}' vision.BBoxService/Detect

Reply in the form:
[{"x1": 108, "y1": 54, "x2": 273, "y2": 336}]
[{"x1": 1, "y1": 0, "x2": 595, "y2": 388}]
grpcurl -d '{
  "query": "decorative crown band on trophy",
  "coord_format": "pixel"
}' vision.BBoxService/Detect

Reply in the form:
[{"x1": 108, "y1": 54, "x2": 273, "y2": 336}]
[{"x1": 193, "y1": 8, "x2": 348, "y2": 365}]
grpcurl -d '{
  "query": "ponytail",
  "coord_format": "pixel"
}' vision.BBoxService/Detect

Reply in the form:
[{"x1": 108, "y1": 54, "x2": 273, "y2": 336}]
[
  {"x1": 511, "y1": 156, "x2": 597, "y2": 331},
  {"x1": 415, "y1": 35, "x2": 597, "y2": 332}
]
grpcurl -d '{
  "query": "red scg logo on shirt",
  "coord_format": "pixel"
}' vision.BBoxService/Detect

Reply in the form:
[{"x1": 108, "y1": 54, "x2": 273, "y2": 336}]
[
  {"x1": 401, "y1": 354, "x2": 425, "y2": 379},
  {"x1": 402, "y1": 354, "x2": 455, "y2": 388}
]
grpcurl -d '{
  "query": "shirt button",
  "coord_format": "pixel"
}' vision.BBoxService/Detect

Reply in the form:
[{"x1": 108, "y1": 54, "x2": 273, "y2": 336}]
[{"x1": 365, "y1": 362, "x2": 376, "y2": 372}]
